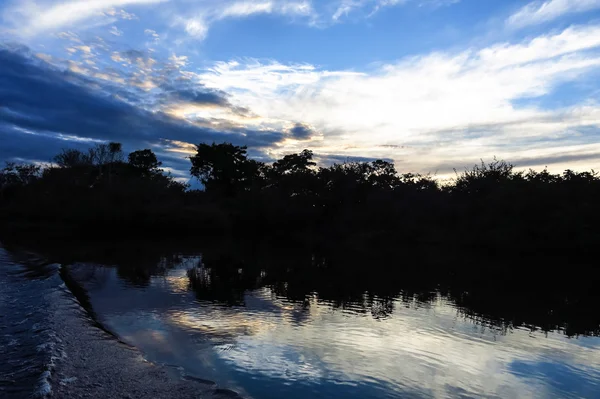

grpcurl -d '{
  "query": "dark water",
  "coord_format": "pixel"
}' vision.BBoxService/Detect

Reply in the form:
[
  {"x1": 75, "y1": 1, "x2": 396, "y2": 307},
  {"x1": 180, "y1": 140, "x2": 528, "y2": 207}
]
[
  {"x1": 2, "y1": 245, "x2": 600, "y2": 398},
  {"x1": 0, "y1": 247, "x2": 66, "y2": 398}
]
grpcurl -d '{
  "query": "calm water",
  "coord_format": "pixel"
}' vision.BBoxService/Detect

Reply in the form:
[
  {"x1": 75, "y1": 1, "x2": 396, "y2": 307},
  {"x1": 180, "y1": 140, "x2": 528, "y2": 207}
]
[
  {"x1": 2, "y1": 245, "x2": 600, "y2": 398},
  {"x1": 74, "y1": 253, "x2": 600, "y2": 399}
]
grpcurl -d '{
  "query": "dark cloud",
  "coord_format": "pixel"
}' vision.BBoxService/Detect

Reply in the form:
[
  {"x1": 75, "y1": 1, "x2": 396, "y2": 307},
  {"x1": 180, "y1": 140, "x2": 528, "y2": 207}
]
[
  {"x1": 317, "y1": 154, "x2": 394, "y2": 166},
  {"x1": 159, "y1": 82, "x2": 230, "y2": 107},
  {"x1": 0, "y1": 124, "x2": 93, "y2": 163},
  {"x1": 0, "y1": 48, "x2": 285, "y2": 167},
  {"x1": 512, "y1": 152, "x2": 600, "y2": 169},
  {"x1": 289, "y1": 123, "x2": 316, "y2": 140}
]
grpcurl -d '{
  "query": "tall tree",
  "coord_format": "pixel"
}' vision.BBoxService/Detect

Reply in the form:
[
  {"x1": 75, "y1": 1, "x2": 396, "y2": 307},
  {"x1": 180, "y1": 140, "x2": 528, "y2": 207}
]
[
  {"x1": 189, "y1": 143, "x2": 262, "y2": 196},
  {"x1": 129, "y1": 149, "x2": 162, "y2": 176}
]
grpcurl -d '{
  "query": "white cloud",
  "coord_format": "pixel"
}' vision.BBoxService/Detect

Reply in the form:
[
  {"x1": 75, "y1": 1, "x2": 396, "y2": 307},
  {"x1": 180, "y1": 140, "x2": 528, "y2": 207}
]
[
  {"x1": 3, "y1": 0, "x2": 167, "y2": 37},
  {"x1": 183, "y1": 19, "x2": 209, "y2": 40},
  {"x1": 216, "y1": 0, "x2": 313, "y2": 19},
  {"x1": 109, "y1": 26, "x2": 123, "y2": 36},
  {"x1": 3, "y1": 0, "x2": 451, "y2": 41},
  {"x1": 507, "y1": 0, "x2": 600, "y2": 29},
  {"x1": 169, "y1": 53, "x2": 188, "y2": 67},
  {"x1": 218, "y1": 1, "x2": 275, "y2": 18},
  {"x1": 332, "y1": 0, "x2": 458, "y2": 21},
  {"x1": 332, "y1": 1, "x2": 359, "y2": 21},
  {"x1": 144, "y1": 28, "x2": 160, "y2": 42},
  {"x1": 180, "y1": 0, "x2": 314, "y2": 41},
  {"x1": 105, "y1": 7, "x2": 138, "y2": 20},
  {"x1": 194, "y1": 24, "x2": 600, "y2": 173}
]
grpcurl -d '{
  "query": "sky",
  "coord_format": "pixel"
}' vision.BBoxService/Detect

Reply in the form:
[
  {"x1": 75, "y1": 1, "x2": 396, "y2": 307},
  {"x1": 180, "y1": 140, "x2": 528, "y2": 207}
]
[{"x1": 1, "y1": 0, "x2": 600, "y2": 179}]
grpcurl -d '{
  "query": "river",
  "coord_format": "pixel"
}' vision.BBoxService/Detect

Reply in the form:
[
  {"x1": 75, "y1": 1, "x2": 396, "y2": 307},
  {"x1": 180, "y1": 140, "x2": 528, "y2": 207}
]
[{"x1": 1, "y1": 243, "x2": 599, "y2": 398}]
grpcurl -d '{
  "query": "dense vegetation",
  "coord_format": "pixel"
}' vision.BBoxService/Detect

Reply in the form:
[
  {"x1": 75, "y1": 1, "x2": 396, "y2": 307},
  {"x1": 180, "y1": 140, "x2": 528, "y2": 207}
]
[
  {"x1": 3, "y1": 141, "x2": 599, "y2": 256},
  {"x1": 1, "y1": 141, "x2": 599, "y2": 336}
]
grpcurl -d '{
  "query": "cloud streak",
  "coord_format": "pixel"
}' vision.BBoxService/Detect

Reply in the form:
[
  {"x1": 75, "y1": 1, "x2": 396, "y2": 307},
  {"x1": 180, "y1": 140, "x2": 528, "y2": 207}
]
[
  {"x1": 180, "y1": 1, "x2": 314, "y2": 40},
  {"x1": 332, "y1": 0, "x2": 459, "y2": 21},
  {"x1": 3, "y1": 0, "x2": 168, "y2": 37},
  {"x1": 506, "y1": 0, "x2": 600, "y2": 29},
  {"x1": 2, "y1": 0, "x2": 459, "y2": 43}
]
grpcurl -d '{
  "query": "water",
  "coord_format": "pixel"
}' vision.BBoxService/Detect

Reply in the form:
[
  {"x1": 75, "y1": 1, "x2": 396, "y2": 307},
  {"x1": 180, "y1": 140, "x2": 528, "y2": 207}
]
[
  {"x1": 0, "y1": 247, "x2": 66, "y2": 398},
  {"x1": 2, "y1": 244, "x2": 600, "y2": 398},
  {"x1": 70, "y1": 252, "x2": 600, "y2": 399}
]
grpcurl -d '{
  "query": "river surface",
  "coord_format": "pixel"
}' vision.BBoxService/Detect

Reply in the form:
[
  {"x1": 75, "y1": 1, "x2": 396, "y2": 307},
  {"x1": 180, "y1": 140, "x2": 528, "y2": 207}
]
[{"x1": 1, "y1": 244, "x2": 600, "y2": 398}]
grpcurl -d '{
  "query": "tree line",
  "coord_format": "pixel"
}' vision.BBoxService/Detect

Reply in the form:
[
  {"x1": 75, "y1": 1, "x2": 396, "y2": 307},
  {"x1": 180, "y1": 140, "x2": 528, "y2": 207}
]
[{"x1": 2, "y1": 141, "x2": 600, "y2": 257}]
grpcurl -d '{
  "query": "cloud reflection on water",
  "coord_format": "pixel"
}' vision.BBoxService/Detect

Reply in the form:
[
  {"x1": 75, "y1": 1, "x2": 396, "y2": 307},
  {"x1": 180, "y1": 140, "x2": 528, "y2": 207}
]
[{"x1": 75, "y1": 258, "x2": 600, "y2": 399}]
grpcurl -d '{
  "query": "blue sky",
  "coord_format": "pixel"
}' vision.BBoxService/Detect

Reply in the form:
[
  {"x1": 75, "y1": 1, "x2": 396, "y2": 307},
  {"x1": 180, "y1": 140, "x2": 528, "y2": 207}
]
[{"x1": 1, "y1": 0, "x2": 600, "y2": 178}]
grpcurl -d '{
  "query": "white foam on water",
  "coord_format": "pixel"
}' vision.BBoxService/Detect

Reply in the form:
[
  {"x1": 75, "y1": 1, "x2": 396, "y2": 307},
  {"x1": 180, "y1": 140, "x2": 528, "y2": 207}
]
[
  {"x1": 59, "y1": 377, "x2": 78, "y2": 386},
  {"x1": 13, "y1": 317, "x2": 30, "y2": 326},
  {"x1": 32, "y1": 327, "x2": 67, "y2": 398},
  {"x1": 37, "y1": 342, "x2": 54, "y2": 352},
  {"x1": 35, "y1": 370, "x2": 52, "y2": 398}
]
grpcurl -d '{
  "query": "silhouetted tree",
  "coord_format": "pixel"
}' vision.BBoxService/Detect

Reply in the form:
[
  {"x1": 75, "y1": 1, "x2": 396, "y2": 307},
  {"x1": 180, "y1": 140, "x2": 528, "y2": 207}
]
[
  {"x1": 189, "y1": 142, "x2": 263, "y2": 196},
  {"x1": 268, "y1": 149, "x2": 318, "y2": 197},
  {"x1": 128, "y1": 149, "x2": 162, "y2": 176},
  {"x1": 368, "y1": 160, "x2": 399, "y2": 189},
  {"x1": 53, "y1": 149, "x2": 91, "y2": 168},
  {"x1": 0, "y1": 162, "x2": 41, "y2": 186}
]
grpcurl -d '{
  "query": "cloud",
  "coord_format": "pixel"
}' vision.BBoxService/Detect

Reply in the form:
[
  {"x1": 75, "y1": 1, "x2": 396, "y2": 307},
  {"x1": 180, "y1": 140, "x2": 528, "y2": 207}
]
[
  {"x1": 333, "y1": 0, "x2": 403, "y2": 20},
  {"x1": 216, "y1": 0, "x2": 314, "y2": 19},
  {"x1": 183, "y1": 19, "x2": 209, "y2": 40},
  {"x1": 179, "y1": 1, "x2": 314, "y2": 40},
  {"x1": 194, "y1": 24, "x2": 600, "y2": 173},
  {"x1": 317, "y1": 153, "x2": 394, "y2": 165},
  {"x1": 111, "y1": 49, "x2": 157, "y2": 70},
  {"x1": 2, "y1": 0, "x2": 167, "y2": 37},
  {"x1": 161, "y1": 84, "x2": 230, "y2": 107},
  {"x1": 144, "y1": 28, "x2": 160, "y2": 41},
  {"x1": 2, "y1": 0, "x2": 454, "y2": 43},
  {"x1": 506, "y1": 0, "x2": 600, "y2": 29},
  {"x1": 288, "y1": 123, "x2": 318, "y2": 140},
  {"x1": 219, "y1": 1, "x2": 276, "y2": 18},
  {"x1": 105, "y1": 8, "x2": 138, "y2": 20},
  {"x1": 109, "y1": 26, "x2": 123, "y2": 36},
  {"x1": 0, "y1": 124, "x2": 94, "y2": 163},
  {"x1": 0, "y1": 48, "x2": 286, "y2": 165},
  {"x1": 332, "y1": 0, "x2": 459, "y2": 21}
]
